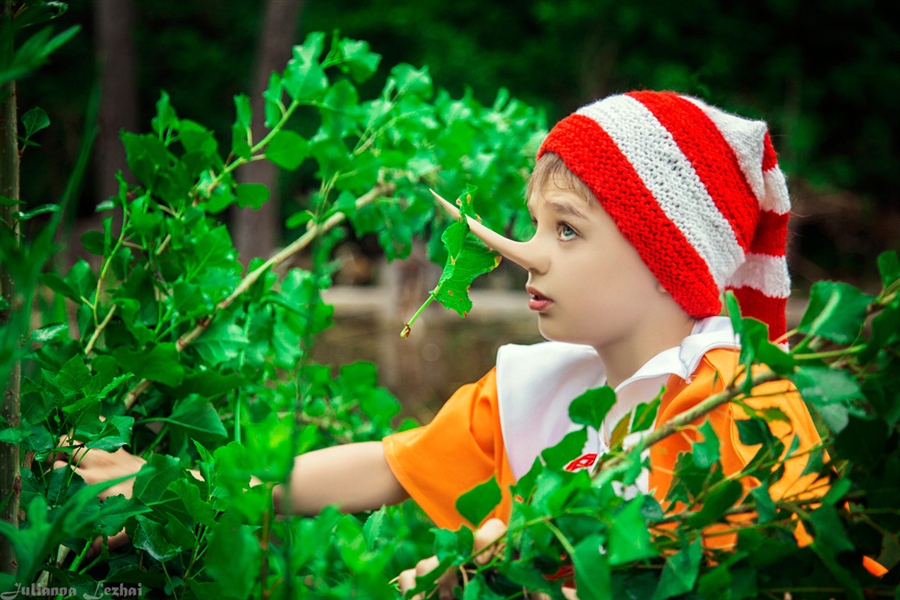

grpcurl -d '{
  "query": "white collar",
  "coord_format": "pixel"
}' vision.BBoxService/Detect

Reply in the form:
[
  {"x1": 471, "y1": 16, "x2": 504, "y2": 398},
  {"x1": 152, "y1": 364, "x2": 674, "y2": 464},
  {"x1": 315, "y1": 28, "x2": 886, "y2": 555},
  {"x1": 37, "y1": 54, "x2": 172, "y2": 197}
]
[{"x1": 495, "y1": 316, "x2": 740, "y2": 479}]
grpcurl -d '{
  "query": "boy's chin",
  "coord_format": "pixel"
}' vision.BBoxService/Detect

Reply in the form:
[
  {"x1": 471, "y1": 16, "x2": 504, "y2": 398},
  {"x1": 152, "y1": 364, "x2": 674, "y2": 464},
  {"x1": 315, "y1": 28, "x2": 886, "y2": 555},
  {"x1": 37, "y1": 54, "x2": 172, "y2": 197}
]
[{"x1": 538, "y1": 324, "x2": 590, "y2": 346}]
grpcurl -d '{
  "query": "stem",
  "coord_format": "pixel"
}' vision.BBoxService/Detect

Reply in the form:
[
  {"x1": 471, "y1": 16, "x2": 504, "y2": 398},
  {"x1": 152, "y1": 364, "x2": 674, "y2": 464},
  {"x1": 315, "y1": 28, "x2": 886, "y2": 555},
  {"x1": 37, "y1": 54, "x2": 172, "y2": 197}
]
[
  {"x1": 90, "y1": 205, "x2": 129, "y2": 328},
  {"x1": 400, "y1": 290, "x2": 437, "y2": 338},
  {"x1": 596, "y1": 370, "x2": 780, "y2": 476},
  {"x1": 139, "y1": 423, "x2": 168, "y2": 458},
  {"x1": 794, "y1": 345, "x2": 866, "y2": 361},
  {"x1": 123, "y1": 183, "x2": 394, "y2": 410},
  {"x1": 0, "y1": 0, "x2": 20, "y2": 575},
  {"x1": 84, "y1": 304, "x2": 117, "y2": 355}
]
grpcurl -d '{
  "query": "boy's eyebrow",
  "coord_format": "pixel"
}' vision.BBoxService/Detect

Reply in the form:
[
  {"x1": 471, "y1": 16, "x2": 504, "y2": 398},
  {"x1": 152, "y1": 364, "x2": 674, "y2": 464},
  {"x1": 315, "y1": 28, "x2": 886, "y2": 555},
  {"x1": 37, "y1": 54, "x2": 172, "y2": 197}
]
[{"x1": 526, "y1": 198, "x2": 589, "y2": 220}]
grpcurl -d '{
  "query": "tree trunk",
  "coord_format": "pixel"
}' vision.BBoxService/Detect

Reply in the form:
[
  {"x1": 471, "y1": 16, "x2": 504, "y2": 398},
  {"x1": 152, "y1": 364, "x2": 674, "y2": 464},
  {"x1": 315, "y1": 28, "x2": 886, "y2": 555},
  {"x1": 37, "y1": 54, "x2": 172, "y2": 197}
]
[
  {"x1": 74, "y1": 0, "x2": 139, "y2": 270},
  {"x1": 233, "y1": 0, "x2": 303, "y2": 266},
  {"x1": 0, "y1": 0, "x2": 21, "y2": 576},
  {"x1": 94, "y1": 0, "x2": 137, "y2": 205}
]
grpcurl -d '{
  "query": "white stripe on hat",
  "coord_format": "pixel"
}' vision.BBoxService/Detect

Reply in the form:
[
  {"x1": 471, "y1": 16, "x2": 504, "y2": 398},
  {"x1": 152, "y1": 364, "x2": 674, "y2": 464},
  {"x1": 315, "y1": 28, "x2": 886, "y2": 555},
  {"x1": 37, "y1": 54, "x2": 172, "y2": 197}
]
[
  {"x1": 727, "y1": 253, "x2": 791, "y2": 298},
  {"x1": 683, "y1": 96, "x2": 769, "y2": 205},
  {"x1": 577, "y1": 95, "x2": 744, "y2": 289},
  {"x1": 762, "y1": 166, "x2": 791, "y2": 215}
]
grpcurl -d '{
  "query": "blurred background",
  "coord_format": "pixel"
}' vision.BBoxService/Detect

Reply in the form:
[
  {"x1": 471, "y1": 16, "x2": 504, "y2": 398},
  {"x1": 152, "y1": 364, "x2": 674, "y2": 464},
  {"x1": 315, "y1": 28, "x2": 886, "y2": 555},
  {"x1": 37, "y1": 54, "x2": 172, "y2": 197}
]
[{"x1": 15, "y1": 0, "x2": 900, "y2": 418}]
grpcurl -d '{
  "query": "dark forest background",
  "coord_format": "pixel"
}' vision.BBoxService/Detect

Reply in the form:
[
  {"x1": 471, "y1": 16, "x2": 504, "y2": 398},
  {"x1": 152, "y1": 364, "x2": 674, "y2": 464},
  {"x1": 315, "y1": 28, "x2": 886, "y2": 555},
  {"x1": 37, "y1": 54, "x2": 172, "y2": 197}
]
[{"x1": 15, "y1": 0, "x2": 900, "y2": 291}]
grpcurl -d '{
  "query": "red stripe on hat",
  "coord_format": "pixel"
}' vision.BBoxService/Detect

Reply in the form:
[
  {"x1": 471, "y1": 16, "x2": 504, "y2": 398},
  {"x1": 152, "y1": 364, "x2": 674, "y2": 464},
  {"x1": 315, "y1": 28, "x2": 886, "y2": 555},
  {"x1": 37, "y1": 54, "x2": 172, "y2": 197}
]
[
  {"x1": 540, "y1": 113, "x2": 721, "y2": 318},
  {"x1": 729, "y1": 285, "x2": 787, "y2": 342},
  {"x1": 750, "y1": 210, "x2": 789, "y2": 257},
  {"x1": 627, "y1": 91, "x2": 759, "y2": 252},
  {"x1": 762, "y1": 132, "x2": 778, "y2": 172}
]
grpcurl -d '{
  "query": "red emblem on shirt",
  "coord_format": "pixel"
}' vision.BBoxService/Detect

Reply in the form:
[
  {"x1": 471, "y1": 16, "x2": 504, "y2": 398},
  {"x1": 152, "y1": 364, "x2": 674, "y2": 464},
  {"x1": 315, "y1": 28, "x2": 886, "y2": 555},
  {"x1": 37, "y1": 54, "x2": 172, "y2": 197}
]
[{"x1": 564, "y1": 453, "x2": 598, "y2": 472}]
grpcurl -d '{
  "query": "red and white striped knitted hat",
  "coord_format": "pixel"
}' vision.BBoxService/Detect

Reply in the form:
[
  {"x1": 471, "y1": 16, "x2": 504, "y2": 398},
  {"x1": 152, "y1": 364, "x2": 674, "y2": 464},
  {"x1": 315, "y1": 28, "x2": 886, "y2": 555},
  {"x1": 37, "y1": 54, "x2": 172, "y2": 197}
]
[{"x1": 538, "y1": 91, "x2": 791, "y2": 341}]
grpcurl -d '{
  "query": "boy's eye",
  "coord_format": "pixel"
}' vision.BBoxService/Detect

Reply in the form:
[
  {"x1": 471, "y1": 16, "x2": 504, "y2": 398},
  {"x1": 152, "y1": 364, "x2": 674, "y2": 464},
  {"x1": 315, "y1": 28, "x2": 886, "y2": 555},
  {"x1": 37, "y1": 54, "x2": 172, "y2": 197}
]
[{"x1": 558, "y1": 223, "x2": 577, "y2": 241}]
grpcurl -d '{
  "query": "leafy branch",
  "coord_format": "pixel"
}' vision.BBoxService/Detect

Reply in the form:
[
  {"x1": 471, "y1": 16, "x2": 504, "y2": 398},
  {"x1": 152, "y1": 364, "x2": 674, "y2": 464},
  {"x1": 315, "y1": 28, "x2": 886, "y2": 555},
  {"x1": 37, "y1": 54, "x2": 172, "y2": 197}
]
[{"x1": 122, "y1": 182, "x2": 394, "y2": 410}]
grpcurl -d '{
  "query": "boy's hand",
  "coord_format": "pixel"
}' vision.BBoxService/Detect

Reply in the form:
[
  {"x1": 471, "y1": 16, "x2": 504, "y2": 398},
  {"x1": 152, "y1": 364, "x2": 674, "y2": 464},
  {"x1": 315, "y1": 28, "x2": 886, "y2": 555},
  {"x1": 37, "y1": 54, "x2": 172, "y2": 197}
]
[
  {"x1": 50, "y1": 432, "x2": 147, "y2": 560},
  {"x1": 397, "y1": 518, "x2": 508, "y2": 600},
  {"x1": 51, "y1": 444, "x2": 147, "y2": 500}
]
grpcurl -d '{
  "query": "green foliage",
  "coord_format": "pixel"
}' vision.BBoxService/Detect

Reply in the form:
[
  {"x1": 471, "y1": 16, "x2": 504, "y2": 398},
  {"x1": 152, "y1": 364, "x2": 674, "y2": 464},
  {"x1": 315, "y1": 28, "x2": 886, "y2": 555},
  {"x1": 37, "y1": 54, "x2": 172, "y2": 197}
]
[{"x1": 2, "y1": 10, "x2": 900, "y2": 598}]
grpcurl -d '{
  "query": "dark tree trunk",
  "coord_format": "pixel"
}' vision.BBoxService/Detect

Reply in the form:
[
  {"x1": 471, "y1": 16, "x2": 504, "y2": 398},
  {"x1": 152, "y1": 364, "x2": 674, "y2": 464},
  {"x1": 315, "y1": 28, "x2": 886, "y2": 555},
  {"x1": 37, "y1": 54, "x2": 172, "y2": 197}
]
[
  {"x1": 94, "y1": 0, "x2": 138, "y2": 206},
  {"x1": 233, "y1": 0, "x2": 303, "y2": 265},
  {"x1": 72, "y1": 0, "x2": 140, "y2": 271},
  {"x1": 0, "y1": 0, "x2": 21, "y2": 576}
]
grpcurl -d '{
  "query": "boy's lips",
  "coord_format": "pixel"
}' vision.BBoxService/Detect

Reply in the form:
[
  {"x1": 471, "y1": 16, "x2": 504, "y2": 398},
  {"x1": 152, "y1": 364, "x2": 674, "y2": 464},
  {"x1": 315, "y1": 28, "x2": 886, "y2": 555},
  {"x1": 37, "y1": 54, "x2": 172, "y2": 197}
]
[{"x1": 526, "y1": 286, "x2": 553, "y2": 312}]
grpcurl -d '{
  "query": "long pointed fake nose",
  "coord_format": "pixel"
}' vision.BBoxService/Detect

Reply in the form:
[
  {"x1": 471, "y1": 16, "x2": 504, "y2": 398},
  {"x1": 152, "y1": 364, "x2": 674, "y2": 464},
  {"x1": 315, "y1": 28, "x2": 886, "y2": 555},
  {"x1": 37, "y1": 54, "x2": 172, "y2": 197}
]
[{"x1": 430, "y1": 190, "x2": 548, "y2": 273}]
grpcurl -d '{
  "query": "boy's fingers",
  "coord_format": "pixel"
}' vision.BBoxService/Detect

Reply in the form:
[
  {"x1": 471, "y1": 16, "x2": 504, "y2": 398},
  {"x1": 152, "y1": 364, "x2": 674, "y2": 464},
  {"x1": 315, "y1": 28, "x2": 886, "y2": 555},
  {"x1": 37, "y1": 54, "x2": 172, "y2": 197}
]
[
  {"x1": 414, "y1": 555, "x2": 440, "y2": 576},
  {"x1": 473, "y1": 518, "x2": 507, "y2": 565},
  {"x1": 396, "y1": 567, "x2": 417, "y2": 596}
]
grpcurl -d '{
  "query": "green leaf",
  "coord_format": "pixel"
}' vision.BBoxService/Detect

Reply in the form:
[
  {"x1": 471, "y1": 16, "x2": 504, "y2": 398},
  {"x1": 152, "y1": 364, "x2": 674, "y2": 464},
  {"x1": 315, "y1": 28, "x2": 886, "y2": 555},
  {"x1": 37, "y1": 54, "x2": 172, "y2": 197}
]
[
  {"x1": 264, "y1": 129, "x2": 309, "y2": 170},
  {"x1": 338, "y1": 38, "x2": 381, "y2": 83},
  {"x1": 152, "y1": 90, "x2": 178, "y2": 136},
  {"x1": 243, "y1": 412, "x2": 294, "y2": 483},
  {"x1": 573, "y1": 534, "x2": 612, "y2": 600},
  {"x1": 321, "y1": 79, "x2": 361, "y2": 137},
  {"x1": 388, "y1": 63, "x2": 433, "y2": 98},
  {"x1": 64, "y1": 258, "x2": 97, "y2": 301},
  {"x1": 233, "y1": 93, "x2": 252, "y2": 129},
  {"x1": 94, "y1": 495, "x2": 151, "y2": 536},
  {"x1": 194, "y1": 319, "x2": 248, "y2": 366},
  {"x1": 797, "y1": 281, "x2": 873, "y2": 344},
  {"x1": 462, "y1": 576, "x2": 504, "y2": 600},
  {"x1": 455, "y1": 476, "x2": 502, "y2": 527},
  {"x1": 433, "y1": 525, "x2": 475, "y2": 565},
  {"x1": 22, "y1": 106, "x2": 50, "y2": 139},
  {"x1": 133, "y1": 515, "x2": 182, "y2": 562},
  {"x1": 541, "y1": 428, "x2": 588, "y2": 470},
  {"x1": 821, "y1": 477, "x2": 852, "y2": 506},
  {"x1": 750, "y1": 485, "x2": 777, "y2": 523},
  {"x1": 231, "y1": 124, "x2": 251, "y2": 160},
  {"x1": 57, "y1": 354, "x2": 92, "y2": 394},
  {"x1": 116, "y1": 343, "x2": 185, "y2": 387},
  {"x1": 652, "y1": 539, "x2": 702, "y2": 600},
  {"x1": 235, "y1": 183, "x2": 269, "y2": 209},
  {"x1": 293, "y1": 31, "x2": 326, "y2": 64},
  {"x1": 631, "y1": 398, "x2": 660, "y2": 434},
  {"x1": 286, "y1": 209, "x2": 315, "y2": 230},
  {"x1": 687, "y1": 479, "x2": 743, "y2": 529},
  {"x1": 433, "y1": 224, "x2": 501, "y2": 317},
  {"x1": 132, "y1": 455, "x2": 180, "y2": 505},
  {"x1": 283, "y1": 54, "x2": 328, "y2": 102},
  {"x1": 166, "y1": 394, "x2": 228, "y2": 441},
  {"x1": 791, "y1": 366, "x2": 865, "y2": 433},
  {"x1": 877, "y1": 250, "x2": 900, "y2": 287},
  {"x1": 807, "y1": 505, "x2": 854, "y2": 554},
  {"x1": 568, "y1": 386, "x2": 616, "y2": 431},
  {"x1": 692, "y1": 420, "x2": 720, "y2": 468},
  {"x1": 608, "y1": 497, "x2": 656, "y2": 566},
  {"x1": 203, "y1": 522, "x2": 262, "y2": 599}
]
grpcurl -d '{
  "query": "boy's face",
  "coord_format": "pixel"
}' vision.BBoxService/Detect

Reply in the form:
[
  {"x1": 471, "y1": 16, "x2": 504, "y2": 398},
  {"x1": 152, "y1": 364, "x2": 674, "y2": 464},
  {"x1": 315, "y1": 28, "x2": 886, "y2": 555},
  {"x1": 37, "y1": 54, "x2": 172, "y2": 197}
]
[{"x1": 518, "y1": 181, "x2": 664, "y2": 347}]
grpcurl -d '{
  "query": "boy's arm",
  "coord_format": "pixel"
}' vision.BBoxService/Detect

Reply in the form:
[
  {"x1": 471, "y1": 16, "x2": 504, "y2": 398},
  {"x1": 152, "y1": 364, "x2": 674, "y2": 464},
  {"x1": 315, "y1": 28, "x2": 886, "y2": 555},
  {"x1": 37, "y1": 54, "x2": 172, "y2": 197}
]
[
  {"x1": 53, "y1": 439, "x2": 408, "y2": 515},
  {"x1": 273, "y1": 441, "x2": 409, "y2": 515}
]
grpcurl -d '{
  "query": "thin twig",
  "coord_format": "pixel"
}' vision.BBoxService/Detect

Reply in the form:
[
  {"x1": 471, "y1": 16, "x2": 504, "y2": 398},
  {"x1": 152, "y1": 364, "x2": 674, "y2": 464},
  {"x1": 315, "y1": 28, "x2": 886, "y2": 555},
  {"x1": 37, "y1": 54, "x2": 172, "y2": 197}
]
[
  {"x1": 595, "y1": 370, "x2": 781, "y2": 476},
  {"x1": 84, "y1": 304, "x2": 117, "y2": 356}
]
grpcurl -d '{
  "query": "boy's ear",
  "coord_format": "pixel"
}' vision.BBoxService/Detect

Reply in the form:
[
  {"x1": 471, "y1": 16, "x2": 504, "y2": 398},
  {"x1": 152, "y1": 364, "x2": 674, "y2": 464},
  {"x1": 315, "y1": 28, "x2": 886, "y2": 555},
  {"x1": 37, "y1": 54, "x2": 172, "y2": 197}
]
[{"x1": 657, "y1": 283, "x2": 668, "y2": 294}]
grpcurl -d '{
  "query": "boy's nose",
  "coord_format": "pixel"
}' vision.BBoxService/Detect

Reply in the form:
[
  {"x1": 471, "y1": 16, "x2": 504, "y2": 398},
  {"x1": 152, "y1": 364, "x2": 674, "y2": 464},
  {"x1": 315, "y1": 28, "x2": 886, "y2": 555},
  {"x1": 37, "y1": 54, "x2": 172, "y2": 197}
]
[{"x1": 431, "y1": 190, "x2": 550, "y2": 274}]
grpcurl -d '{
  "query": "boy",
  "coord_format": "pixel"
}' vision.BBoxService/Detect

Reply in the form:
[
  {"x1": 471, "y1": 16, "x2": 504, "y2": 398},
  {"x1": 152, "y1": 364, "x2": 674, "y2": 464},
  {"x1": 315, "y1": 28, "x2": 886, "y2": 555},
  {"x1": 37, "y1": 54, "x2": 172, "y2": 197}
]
[{"x1": 56, "y1": 91, "x2": 822, "y2": 596}]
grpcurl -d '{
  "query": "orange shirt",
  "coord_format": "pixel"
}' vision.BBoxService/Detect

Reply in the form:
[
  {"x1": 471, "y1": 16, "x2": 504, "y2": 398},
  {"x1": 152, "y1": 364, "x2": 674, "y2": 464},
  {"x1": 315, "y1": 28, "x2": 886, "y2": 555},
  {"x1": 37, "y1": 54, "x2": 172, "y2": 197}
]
[{"x1": 383, "y1": 347, "x2": 824, "y2": 532}]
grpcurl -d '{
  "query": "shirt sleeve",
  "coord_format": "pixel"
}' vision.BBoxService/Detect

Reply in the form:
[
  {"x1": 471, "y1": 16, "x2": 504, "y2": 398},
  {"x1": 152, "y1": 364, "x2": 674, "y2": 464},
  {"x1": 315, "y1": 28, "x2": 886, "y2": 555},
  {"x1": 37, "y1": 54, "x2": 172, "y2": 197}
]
[{"x1": 382, "y1": 367, "x2": 512, "y2": 530}]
